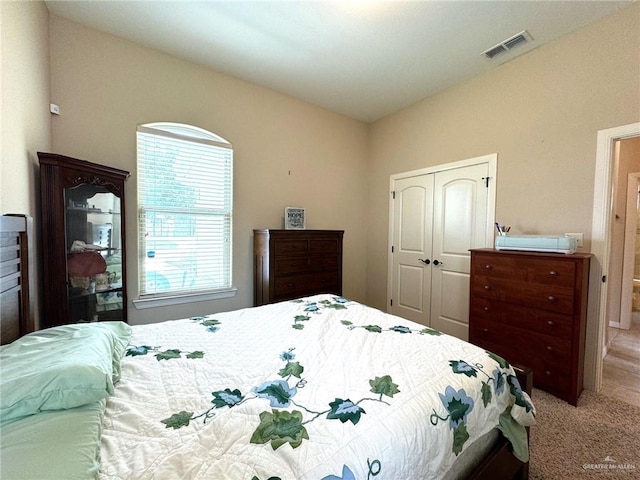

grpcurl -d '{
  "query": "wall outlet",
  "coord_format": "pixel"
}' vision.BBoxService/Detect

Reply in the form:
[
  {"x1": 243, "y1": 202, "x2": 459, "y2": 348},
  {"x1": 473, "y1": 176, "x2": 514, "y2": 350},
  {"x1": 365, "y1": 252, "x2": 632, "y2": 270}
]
[{"x1": 565, "y1": 232, "x2": 583, "y2": 248}]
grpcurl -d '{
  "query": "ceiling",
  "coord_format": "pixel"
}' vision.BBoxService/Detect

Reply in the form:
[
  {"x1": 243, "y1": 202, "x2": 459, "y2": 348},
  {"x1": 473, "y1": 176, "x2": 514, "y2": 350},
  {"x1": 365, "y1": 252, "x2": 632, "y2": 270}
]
[{"x1": 45, "y1": 1, "x2": 633, "y2": 123}]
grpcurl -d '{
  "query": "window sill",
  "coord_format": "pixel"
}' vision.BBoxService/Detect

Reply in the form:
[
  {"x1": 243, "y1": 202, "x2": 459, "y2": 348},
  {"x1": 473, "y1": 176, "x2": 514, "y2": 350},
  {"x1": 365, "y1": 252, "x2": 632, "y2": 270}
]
[{"x1": 133, "y1": 287, "x2": 238, "y2": 310}]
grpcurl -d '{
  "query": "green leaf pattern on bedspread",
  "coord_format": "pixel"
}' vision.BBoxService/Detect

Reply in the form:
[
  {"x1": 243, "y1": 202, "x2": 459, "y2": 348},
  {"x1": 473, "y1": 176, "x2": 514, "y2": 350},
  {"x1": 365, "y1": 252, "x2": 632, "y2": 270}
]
[
  {"x1": 126, "y1": 345, "x2": 205, "y2": 361},
  {"x1": 340, "y1": 319, "x2": 443, "y2": 337},
  {"x1": 190, "y1": 315, "x2": 223, "y2": 333},
  {"x1": 425, "y1": 356, "x2": 533, "y2": 455},
  {"x1": 331, "y1": 299, "x2": 533, "y2": 458},
  {"x1": 125, "y1": 316, "x2": 220, "y2": 360},
  {"x1": 159, "y1": 347, "x2": 399, "y2": 452},
  {"x1": 289, "y1": 297, "x2": 348, "y2": 329},
  {"x1": 120, "y1": 295, "x2": 533, "y2": 479}
]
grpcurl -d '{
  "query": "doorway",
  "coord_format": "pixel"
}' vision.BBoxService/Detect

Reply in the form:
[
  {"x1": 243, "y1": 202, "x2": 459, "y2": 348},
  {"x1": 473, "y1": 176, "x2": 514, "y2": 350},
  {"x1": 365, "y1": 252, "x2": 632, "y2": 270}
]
[
  {"x1": 601, "y1": 139, "x2": 640, "y2": 406},
  {"x1": 590, "y1": 122, "x2": 640, "y2": 393},
  {"x1": 617, "y1": 171, "x2": 640, "y2": 332},
  {"x1": 387, "y1": 154, "x2": 497, "y2": 341}
]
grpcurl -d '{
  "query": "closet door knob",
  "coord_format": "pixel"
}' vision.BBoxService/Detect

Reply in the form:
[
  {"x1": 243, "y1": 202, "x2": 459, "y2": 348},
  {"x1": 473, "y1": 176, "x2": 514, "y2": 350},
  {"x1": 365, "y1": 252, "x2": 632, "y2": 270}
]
[
  {"x1": 418, "y1": 258, "x2": 430, "y2": 265},
  {"x1": 433, "y1": 259, "x2": 443, "y2": 266}
]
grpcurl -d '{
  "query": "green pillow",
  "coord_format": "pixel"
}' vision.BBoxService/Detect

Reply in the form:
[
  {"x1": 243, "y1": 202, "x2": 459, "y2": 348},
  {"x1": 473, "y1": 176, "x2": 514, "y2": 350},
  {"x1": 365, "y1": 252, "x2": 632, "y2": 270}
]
[{"x1": 0, "y1": 322, "x2": 131, "y2": 423}]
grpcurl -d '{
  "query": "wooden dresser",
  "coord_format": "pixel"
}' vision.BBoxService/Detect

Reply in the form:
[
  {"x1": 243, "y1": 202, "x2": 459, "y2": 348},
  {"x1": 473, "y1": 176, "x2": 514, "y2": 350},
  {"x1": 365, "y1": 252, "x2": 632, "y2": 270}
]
[
  {"x1": 253, "y1": 229, "x2": 344, "y2": 306},
  {"x1": 469, "y1": 248, "x2": 591, "y2": 406}
]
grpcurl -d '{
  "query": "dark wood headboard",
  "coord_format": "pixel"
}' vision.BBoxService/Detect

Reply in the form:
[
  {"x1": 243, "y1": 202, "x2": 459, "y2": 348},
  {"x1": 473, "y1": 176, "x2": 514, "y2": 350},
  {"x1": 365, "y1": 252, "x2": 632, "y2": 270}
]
[{"x1": 1, "y1": 214, "x2": 34, "y2": 345}]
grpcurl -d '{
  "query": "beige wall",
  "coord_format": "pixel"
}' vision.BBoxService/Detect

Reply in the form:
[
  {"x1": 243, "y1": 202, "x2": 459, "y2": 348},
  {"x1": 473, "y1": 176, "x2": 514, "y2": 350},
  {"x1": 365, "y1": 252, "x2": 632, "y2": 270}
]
[
  {"x1": 367, "y1": 3, "x2": 640, "y2": 311},
  {"x1": 5, "y1": 2, "x2": 640, "y2": 335},
  {"x1": 48, "y1": 15, "x2": 369, "y2": 324},
  {"x1": 1, "y1": 1, "x2": 51, "y2": 216},
  {"x1": 1, "y1": 0, "x2": 52, "y2": 328},
  {"x1": 367, "y1": 4, "x2": 639, "y2": 391}
]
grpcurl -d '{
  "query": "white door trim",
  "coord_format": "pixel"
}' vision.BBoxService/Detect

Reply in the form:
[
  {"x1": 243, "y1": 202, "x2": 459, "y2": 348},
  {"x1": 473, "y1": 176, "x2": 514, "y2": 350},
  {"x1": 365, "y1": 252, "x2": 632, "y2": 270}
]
[
  {"x1": 589, "y1": 122, "x2": 640, "y2": 391},
  {"x1": 387, "y1": 153, "x2": 497, "y2": 311}
]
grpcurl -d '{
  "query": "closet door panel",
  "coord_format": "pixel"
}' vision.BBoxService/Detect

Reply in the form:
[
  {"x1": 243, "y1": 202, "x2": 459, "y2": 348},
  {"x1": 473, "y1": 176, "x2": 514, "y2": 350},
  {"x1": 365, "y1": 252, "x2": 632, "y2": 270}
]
[
  {"x1": 430, "y1": 163, "x2": 489, "y2": 340},
  {"x1": 390, "y1": 175, "x2": 434, "y2": 326}
]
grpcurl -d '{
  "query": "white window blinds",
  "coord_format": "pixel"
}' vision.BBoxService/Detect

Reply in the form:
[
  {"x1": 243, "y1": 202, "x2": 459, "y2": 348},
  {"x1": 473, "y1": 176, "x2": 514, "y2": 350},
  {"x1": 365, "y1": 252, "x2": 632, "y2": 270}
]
[{"x1": 137, "y1": 123, "x2": 233, "y2": 297}]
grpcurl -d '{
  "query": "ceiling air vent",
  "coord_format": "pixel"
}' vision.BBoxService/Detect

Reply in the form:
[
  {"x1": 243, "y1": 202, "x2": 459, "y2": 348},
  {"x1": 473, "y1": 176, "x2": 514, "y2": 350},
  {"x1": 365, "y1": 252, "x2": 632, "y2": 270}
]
[{"x1": 482, "y1": 30, "x2": 532, "y2": 59}]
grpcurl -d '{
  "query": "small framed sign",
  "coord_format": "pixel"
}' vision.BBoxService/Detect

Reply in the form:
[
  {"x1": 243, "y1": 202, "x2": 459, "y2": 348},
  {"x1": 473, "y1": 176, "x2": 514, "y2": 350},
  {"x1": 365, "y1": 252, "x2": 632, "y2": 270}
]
[{"x1": 284, "y1": 207, "x2": 306, "y2": 230}]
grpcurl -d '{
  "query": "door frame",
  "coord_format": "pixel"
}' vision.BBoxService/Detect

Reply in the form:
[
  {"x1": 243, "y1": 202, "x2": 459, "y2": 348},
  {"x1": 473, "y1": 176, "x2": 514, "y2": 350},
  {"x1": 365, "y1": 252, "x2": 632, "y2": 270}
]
[
  {"x1": 387, "y1": 153, "x2": 498, "y2": 310},
  {"x1": 589, "y1": 122, "x2": 640, "y2": 391}
]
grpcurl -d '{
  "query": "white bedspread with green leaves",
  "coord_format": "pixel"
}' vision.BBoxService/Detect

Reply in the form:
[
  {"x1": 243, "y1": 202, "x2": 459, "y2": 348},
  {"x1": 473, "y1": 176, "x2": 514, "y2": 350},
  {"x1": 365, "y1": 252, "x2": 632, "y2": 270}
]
[{"x1": 99, "y1": 295, "x2": 535, "y2": 480}]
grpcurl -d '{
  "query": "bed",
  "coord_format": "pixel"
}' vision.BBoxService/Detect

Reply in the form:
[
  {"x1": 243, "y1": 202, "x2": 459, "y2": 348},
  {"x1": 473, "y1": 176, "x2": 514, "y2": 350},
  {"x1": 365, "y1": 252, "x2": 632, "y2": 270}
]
[{"x1": 0, "y1": 215, "x2": 535, "y2": 479}]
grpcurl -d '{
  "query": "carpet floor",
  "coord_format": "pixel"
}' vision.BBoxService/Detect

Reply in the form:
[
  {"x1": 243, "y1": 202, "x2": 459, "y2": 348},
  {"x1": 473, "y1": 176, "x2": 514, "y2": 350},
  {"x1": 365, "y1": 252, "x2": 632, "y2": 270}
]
[{"x1": 529, "y1": 388, "x2": 640, "y2": 479}]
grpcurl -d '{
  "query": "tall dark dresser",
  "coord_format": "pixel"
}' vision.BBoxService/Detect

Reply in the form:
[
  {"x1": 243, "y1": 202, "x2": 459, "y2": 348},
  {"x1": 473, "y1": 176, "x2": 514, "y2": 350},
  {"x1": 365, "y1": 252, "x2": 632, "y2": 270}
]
[
  {"x1": 469, "y1": 248, "x2": 591, "y2": 406},
  {"x1": 253, "y1": 229, "x2": 343, "y2": 306}
]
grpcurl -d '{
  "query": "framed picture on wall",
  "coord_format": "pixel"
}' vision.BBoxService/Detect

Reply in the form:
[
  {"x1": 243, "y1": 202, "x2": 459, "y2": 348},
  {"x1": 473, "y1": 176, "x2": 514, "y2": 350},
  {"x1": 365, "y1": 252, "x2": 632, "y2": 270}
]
[{"x1": 284, "y1": 207, "x2": 306, "y2": 230}]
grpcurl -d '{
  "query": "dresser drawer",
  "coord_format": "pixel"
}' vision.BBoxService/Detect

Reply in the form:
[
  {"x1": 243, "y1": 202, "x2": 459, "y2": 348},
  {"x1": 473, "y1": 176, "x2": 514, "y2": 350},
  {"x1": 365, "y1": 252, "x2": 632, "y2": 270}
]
[
  {"x1": 472, "y1": 276, "x2": 575, "y2": 315},
  {"x1": 310, "y1": 255, "x2": 339, "y2": 270},
  {"x1": 309, "y1": 238, "x2": 340, "y2": 255},
  {"x1": 470, "y1": 320, "x2": 572, "y2": 399},
  {"x1": 472, "y1": 252, "x2": 576, "y2": 288},
  {"x1": 274, "y1": 271, "x2": 340, "y2": 299},
  {"x1": 471, "y1": 298, "x2": 573, "y2": 340},
  {"x1": 275, "y1": 255, "x2": 339, "y2": 275},
  {"x1": 273, "y1": 239, "x2": 308, "y2": 256},
  {"x1": 479, "y1": 336, "x2": 572, "y2": 398},
  {"x1": 275, "y1": 257, "x2": 309, "y2": 274},
  {"x1": 470, "y1": 319, "x2": 571, "y2": 367}
]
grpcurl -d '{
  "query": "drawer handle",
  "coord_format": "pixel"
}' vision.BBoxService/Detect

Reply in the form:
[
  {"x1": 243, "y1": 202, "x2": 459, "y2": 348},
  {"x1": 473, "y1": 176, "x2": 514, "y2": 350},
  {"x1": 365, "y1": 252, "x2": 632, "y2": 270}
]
[
  {"x1": 484, "y1": 285, "x2": 491, "y2": 290},
  {"x1": 549, "y1": 270, "x2": 557, "y2": 276},
  {"x1": 545, "y1": 370, "x2": 552, "y2": 376},
  {"x1": 547, "y1": 295, "x2": 556, "y2": 302},
  {"x1": 547, "y1": 320, "x2": 554, "y2": 326},
  {"x1": 483, "y1": 328, "x2": 489, "y2": 333},
  {"x1": 483, "y1": 306, "x2": 490, "y2": 312},
  {"x1": 546, "y1": 346, "x2": 553, "y2": 351},
  {"x1": 484, "y1": 264, "x2": 492, "y2": 270}
]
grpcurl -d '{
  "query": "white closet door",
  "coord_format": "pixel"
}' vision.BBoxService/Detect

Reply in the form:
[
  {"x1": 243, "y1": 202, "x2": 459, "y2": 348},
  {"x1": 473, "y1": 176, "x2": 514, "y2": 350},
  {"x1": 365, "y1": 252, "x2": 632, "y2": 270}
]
[
  {"x1": 389, "y1": 156, "x2": 494, "y2": 339},
  {"x1": 430, "y1": 163, "x2": 489, "y2": 340},
  {"x1": 390, "y1": 174, "x2": 434, "y2": 325}
]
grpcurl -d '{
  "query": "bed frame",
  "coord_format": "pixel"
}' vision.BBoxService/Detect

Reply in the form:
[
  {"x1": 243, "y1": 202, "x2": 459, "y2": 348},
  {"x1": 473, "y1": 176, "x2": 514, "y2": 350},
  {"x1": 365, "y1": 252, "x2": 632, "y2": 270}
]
[
  {"x1": 1, "y1": 214, "x2": 34, "y2": 345},
  {"x1": 0, "y1": 212, "x2": 531, "y2": 479}
]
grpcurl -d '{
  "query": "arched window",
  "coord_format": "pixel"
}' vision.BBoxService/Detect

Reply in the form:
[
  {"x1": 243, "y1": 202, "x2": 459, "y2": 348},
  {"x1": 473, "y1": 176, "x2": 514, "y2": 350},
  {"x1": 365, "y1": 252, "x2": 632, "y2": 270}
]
[{"x1": 135, "y1": 122, "x2": 234, "y2": 306}]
